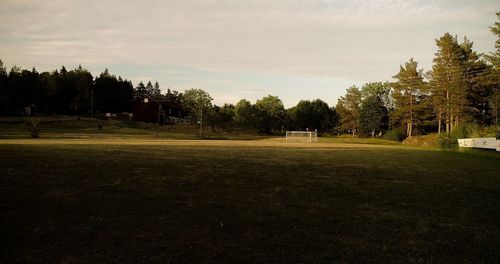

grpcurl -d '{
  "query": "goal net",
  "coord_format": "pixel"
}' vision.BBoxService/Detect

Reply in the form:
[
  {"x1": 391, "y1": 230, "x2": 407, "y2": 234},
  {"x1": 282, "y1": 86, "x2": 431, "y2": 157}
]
[{"x1": 286, "y1": 131, "x2": 318, "y2": 142}]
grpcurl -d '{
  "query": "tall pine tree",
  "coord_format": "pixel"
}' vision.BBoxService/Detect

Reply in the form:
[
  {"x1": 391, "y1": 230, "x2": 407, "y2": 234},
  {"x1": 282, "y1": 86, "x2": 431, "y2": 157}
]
[
  {"x1": 460, "y1": 38, "x2": 494, "y2": 125},
  {"x1": 429, "y1": 33, "x2": 467, "y2": 135},
  {"x1": 485, "y1": 13, "x2": 500, "y2": 135},
  {"x1": 336, "y1": 86, "x2": 362, "y2": 137},
  {"x1": 391, "y1": 58, "x2": 425, "y2": 138}
]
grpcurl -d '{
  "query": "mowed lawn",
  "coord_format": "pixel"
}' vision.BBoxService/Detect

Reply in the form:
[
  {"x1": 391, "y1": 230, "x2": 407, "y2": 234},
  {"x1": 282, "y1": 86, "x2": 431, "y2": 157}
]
[{"x1": 1, "y1": 139, "x2": 499, "y2": 263}]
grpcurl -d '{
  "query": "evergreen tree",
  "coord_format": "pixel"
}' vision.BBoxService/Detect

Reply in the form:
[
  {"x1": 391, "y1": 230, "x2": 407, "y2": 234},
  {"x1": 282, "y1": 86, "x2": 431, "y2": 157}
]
[
  {"x1": 60, "y1": 66, "x2": 67, "y2": 75},
  {"x1": 152, "y1": 81, "x2": 162, "y2": 99},
  {"x1": 336, "y1": 86, "x2": 362, "y2": 137},
  {"x1": 6, "y1": 65, "x2": 33, "y2": 114},
  {"x1": 429, "y1": 33, "x2": 467, "y2": 135},
  {"x1": 0, "y1": 59, "x2": 6, "y2": 76},
  {"x1": 165, "y1": 88, "x2": 183, "y2": 104},
  {"x1": 94, "y1": 70, "x2": 133, "y2": 113},
  {"x1": 100, "y1": 68, "x2": 110, "y2": 78},
  {"x1": 485, "y1": 12, "x2": 500, "y2": 66},
  {"x1": 145, "y1": 81, "x2": 154, "y2": 98},
  {"x1": 391, "y1": 58, "x2": 426, "y2": 138},
  {"x1": 0, "y1": 60, "x2": 8, "y2": 113},
  {"x1": 485, "y1": 13, "x2": 500, "y2": 134},
  {"x1": 70, "y1": 65, "x2": 93, "y2": 114},
  {"x1": 135, "y1": 81, "x2": 147, "y2": 100},
  {"x1": 460, "y1": 38, "x2": 494, "y2": 125}
]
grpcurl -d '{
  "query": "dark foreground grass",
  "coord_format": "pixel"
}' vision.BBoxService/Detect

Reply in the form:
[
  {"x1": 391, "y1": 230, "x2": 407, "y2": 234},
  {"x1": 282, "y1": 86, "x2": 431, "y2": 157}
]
[{"x1": 1, "y1": 141, "x2": 499, "y2": 263}]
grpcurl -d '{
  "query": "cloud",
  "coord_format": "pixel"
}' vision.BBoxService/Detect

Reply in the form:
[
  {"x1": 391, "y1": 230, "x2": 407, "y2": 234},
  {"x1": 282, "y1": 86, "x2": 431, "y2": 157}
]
[{"x1": 0, "y1": 0, "x2": 497, "y2": 104}]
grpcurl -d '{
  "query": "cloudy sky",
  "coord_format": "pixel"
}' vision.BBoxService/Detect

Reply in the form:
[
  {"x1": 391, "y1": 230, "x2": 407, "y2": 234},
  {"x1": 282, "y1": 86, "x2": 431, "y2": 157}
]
[{"x1": 0, "y1": 0, "x2": 498, "y2": 107}]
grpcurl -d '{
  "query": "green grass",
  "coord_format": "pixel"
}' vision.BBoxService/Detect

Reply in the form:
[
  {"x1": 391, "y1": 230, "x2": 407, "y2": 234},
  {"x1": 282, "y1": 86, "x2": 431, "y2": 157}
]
[
  {"x1": 320, "y1": 135, "x2": 402, "y2": 146},
  {"x1": 1, "y1": 137, "x2": 499, "y2": 263},
  {"x1": 0, "y1": 116, "x2": 274, "y2": 140}
]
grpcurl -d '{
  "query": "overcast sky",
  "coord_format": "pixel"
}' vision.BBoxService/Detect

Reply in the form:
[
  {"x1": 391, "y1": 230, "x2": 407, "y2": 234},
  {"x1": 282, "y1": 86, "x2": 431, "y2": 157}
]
[{"x1": 0, "y1": 0, "x2": 498, "y2": 107}]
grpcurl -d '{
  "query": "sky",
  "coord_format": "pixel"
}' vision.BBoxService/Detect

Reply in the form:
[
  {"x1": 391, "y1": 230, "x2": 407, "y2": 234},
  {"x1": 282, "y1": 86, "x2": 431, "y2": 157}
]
[{"x1": 0, "y1": 0, "x2": 498, "y2": 107}]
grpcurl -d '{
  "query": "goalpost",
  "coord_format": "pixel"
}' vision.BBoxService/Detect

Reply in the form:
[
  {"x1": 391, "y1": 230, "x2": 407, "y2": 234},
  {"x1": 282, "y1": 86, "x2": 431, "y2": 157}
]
[{"x1": 286, "y1": 131, "x2": 318, "y2": 142}]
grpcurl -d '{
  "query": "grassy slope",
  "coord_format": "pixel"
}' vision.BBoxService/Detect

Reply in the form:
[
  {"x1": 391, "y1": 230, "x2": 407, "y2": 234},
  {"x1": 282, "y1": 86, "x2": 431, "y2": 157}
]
[
  {"x1": 1, "y1": 139, "x2": 499, "y2": 263},
  {"x1": 0, "y1": 116, "x2": 273, "y2": 140}
]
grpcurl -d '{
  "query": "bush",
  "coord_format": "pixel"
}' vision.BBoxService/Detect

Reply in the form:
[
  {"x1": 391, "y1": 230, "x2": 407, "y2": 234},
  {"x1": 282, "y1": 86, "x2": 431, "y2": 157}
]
[
  {"x1": 403, "y1": 134, "x2": 439, "y2": 148},
  {"x1": 94, "y1": 112, "x2": 107, "y2": 120},
  {"x1": 25, "y1": 118, "x2": 40, "y2": 138},
  {"x1": 384, "y1": 129, "x2": 406, "y2": 141},
  {"x1": 438, "y1": 123, "x2": 481, "y2": 151},
  {"x1": 438, "y1": 136, "x2": 459, "y2": 151},
  {"x1": 117, "y1": 112, "x2": 131, "y2": 122},
  {"x1": 450, "y1": 123, "x2": 481, "y2": 139}
]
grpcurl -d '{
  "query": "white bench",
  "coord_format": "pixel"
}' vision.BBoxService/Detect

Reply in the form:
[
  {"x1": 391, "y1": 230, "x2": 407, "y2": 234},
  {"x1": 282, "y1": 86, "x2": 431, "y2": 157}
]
[{"x1": 458, "y1": 138, "x2": 499, "y2": 151}]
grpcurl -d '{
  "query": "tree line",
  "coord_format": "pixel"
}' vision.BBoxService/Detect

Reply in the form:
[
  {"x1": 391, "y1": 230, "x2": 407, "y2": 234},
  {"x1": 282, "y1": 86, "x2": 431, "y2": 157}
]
[
  {"x1": 335, "y1": 15, "x2": 499, "y2": 138},
  {"x1": 0, "y1": 58, "x2": 339, "y2": 134},
  {"x1": 185, "y1": 14, "x2": 499, "y2": 138},
  {"x1": 0, "y1": 63, "x2": 185, "y2": 117},
  {"x1": 0, "y1": 64, "x2": 134, "y2": 115},
  {"x1": 183, "y1": 91, "x2": 338, "y2": 134},
  {"x1": 1, "y1": 14, "x2": 498, "y2": 138}
]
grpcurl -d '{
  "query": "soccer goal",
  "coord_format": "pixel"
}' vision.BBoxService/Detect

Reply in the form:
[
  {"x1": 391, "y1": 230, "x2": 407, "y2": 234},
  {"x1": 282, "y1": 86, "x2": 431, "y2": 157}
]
[{"x1": 286, "y1": 131, "x2": 318, "y2": 142}]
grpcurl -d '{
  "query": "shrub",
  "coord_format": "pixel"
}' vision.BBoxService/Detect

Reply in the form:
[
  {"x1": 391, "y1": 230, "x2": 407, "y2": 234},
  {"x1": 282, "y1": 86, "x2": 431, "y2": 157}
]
[
  {"x1": 403, "y1": 134, "x2": 439, "y2": 148},
  {"x1": 117, "y1": 112, "x2": 131, "y2": 122},
  {"x1": 384, "y1": 129, "x2": 406, "y2": 141},
  {"x1": 438, "y1": 136, "x2": 459, "y2": 151},
  {"x1": 438, "y1": 123, "x2": 482, "y2": 151},
  {"x1": 94, "y1": 112, "x2": 106, "y2": 120},
  {"x1": 450, "y1": 123, "x2": 481, "y2": 139},
  {"x1": 25, "y1": 118, "x2": 40, "y2": 138}
]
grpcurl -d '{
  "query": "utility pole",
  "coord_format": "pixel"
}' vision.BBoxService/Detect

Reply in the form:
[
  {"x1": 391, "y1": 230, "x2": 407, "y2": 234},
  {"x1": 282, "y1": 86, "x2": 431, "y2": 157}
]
[
  {"x1": 199, "y1": 105, "x2": 203, "y2": 139},
  {"x1": 157, "y1": 104, "x2": 161, "y2": 138},
  {"x1": 90, "y1": 88, "x2": 94, "y2": 117},
  {"x1": 496, "y1": 94, "x2": 499, "y2": 140}
]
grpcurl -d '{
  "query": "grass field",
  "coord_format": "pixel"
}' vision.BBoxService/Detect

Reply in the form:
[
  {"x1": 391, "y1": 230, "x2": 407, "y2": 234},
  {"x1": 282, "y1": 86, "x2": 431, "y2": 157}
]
[
  {"x1": 1, "y1": 135, "x2": 500, "y2": 263},
  {"x1": 0, "y1": 116, "x2": 272, "y2": 140}
]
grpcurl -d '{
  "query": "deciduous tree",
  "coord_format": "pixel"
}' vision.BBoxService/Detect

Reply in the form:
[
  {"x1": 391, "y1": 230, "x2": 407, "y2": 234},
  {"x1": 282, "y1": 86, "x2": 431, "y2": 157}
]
[
  {"x1": 182, "y1": 89, "x2": 213, "y2": 137},
  {"x1": 235, "y1": 99, "x2": 254, "y2": 130},
  {"x1": 254, "y1": 95, "x2": 285, "y2": 134},
  {"x1": 359, "y1": 95, "x2": 388, "y2": 138}
]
